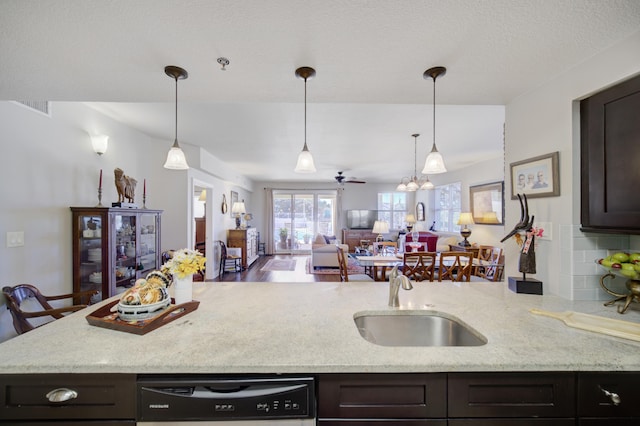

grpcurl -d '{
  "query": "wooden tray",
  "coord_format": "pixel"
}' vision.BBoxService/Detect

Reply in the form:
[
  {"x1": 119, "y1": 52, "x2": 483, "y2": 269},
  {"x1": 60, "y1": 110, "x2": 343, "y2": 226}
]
[{"x1": 86, "y1": 298, "x2": 199, "y2": 335}]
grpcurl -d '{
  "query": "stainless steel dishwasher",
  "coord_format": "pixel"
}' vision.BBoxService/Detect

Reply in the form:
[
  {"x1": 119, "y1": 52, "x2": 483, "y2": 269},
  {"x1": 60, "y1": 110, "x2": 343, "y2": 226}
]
[{"x1": 137, "y1": 375, "x2": 315, "y2": 425}]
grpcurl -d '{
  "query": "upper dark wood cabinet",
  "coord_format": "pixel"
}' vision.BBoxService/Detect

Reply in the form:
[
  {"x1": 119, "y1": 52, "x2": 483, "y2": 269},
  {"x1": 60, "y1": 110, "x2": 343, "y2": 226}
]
[{"x1": 580, "y1": 73, "x2": 640, "y2": 234}]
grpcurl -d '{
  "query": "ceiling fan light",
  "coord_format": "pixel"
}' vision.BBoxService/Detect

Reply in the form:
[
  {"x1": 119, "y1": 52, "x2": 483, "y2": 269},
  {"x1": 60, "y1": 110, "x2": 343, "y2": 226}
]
[
  {"x1": 396, "y1": 182, "x2": 407, "y2": 191},
  {"x1": 294, "y1": 145, "x2": 316, "y2": 173},
  {"x1": 422, "y1": 147, "x2": 447, "y2": 174},
  {"x1": 163, "y1": 140, "x2": 189, "y2": 170}
]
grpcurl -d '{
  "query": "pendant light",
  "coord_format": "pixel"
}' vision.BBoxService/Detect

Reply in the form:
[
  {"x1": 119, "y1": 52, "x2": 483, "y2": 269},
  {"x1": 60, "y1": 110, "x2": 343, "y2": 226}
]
[
  {"x1": 422, "y1": 66, "x2": 447, "y2": 174},
  {"x1": 294, "y1": 66, "x2": 317, "y2": 173},
  {"x1": 163, "y1": 65, "x2": 189, "y2": 170}
]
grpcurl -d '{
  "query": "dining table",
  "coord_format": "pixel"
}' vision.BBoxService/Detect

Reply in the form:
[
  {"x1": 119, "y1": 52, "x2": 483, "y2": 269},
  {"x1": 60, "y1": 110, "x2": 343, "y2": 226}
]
[{"x1": 355, "y1": 254, "x2": 403, "y2": 281}]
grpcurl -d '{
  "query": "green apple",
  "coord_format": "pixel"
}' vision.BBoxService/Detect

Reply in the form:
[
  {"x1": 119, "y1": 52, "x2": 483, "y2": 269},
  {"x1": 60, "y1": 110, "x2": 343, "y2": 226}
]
[
  {"x1": 634, "y1": 263, "x2": 640, "y2": 273},
  {"x1": 620, "y1": 268, "x2": 637, "y2": 279},
  {"x1": 622, "y1": 263, "x2": 635, "y2": 271},
  {"x1": 600, "y1": 257, "x2": 614, "y2": 267},
  {"x1": 630, "y1": 252, "x2": 640, "y2": 263},
  {"x1": 612, "y1": 252, "x2": 630, "y2": 263}
]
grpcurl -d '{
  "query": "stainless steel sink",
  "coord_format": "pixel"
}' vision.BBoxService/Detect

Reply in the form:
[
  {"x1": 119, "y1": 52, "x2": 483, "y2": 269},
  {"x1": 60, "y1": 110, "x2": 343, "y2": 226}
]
[{"x1": 354, "y1": 311, "x2": 487, "y2": 347}]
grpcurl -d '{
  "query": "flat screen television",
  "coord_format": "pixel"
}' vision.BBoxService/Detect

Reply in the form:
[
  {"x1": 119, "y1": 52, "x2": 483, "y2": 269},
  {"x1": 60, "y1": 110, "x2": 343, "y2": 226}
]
[{"x1": 346, "y1": 210, "x2": 378, "y2": 229}]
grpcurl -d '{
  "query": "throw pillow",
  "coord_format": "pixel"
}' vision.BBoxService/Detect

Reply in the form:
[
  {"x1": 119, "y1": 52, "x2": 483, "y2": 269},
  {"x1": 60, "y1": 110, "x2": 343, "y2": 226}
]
[{"x1": 313, "y1": 233, "x2": 326, "y2": 245}]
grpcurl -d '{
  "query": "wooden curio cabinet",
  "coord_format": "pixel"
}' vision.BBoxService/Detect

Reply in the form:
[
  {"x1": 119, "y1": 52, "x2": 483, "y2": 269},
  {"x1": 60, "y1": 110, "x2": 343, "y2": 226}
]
[{"x1": 71, "y1": 207, "x2": 162, "y2": 303}]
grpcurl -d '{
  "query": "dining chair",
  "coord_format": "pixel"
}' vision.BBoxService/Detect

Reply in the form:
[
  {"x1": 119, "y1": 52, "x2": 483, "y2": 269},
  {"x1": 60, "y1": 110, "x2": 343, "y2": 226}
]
[
  {"x1": 2, "y1": 284, "x2": 96, "y2": 335},
  {"x1": 402, "y1": 252, "x2": 437, "y2": 282},
  {"x1": 477, "y1": 247, "x2": 504, "y2": 282},
  {"x1": 215, "y1": 240, "x2": 242, "y2": 277},
  {"x1": 337, "y1": 246, "x2": 374, "y2": 282},
  {"x1": 474, "y1": 245, "x2": 496, "y2": 276},
  {"x1": 438, "y1": 251, "x2": 473, "y2": 282},
  {"x1": 373, "y1": 241, "x2": 397, "y2": 256}
]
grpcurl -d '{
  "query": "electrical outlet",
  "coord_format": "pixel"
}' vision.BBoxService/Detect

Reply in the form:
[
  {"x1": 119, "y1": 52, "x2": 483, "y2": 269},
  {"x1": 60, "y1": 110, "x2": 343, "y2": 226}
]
[{"x1": 6, "y1": 231, "x2": 24, "y2": 247}]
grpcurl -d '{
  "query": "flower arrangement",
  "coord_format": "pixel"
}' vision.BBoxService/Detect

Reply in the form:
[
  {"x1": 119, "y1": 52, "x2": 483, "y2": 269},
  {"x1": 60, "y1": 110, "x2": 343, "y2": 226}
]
[{"x1": 162, "y1": 248, "x2": 206, "y2": 279}]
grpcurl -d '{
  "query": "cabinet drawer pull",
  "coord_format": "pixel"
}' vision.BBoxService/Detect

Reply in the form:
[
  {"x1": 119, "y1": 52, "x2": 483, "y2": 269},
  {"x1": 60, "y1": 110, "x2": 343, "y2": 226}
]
[
  {"x1": 599, "y1": 386, "x2": 621, "y2": 405},
  {"x1": 46, "y1": 387, "x2": 78, "y2": 403}
]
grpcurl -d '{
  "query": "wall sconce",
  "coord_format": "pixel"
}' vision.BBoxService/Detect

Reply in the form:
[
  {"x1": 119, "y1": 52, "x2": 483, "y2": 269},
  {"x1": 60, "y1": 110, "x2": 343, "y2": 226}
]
[
  {"x1": 91, "y1": 134, "x2": 109, "y2": 155},
  {"x1": 457, "y1": 212, "x2": 475, "y2": 247}
]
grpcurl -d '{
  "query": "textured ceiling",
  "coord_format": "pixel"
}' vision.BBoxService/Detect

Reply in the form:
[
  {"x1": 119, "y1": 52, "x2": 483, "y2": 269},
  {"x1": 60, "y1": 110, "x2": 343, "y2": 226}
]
[{"x1": 2, "y1": 0, "x2": 639, "y2": 183}]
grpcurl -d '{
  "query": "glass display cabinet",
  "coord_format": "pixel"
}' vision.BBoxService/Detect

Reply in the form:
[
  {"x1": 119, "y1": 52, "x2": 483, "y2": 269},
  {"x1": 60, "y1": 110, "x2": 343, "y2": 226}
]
[{"x1": 71, "y1": 207, "x2": 162, "y2": 303}]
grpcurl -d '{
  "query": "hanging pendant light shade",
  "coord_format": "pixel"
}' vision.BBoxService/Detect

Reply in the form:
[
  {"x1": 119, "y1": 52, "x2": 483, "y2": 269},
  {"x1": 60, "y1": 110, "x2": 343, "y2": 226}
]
[
  {"x1": 294, "y1": 66, "x2": 317, "y2": 173},
  {"x1": 422, "y1": 66, "x2": 447, "y2": 174},
  {"x1": 163, "y1": 65, "x2": 189, "y2": 170}
]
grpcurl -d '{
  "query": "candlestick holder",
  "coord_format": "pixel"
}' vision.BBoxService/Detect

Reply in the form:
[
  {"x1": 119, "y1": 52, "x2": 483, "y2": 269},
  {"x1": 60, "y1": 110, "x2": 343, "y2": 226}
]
[
  {"x1": 143, "y1": 194, "x2": 147, "y2": 209},
  {"x1": 96, "y1": 188, "x2": 104, "y2": 207}
]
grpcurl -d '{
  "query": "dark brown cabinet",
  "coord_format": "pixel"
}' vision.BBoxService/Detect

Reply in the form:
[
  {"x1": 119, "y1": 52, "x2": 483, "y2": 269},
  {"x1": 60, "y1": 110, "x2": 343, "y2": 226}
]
[
  {"x1": 578, "y1": 371, "x2": 640, "y2": 424},
  {"x1": 448, "y1": 372, "x2": 575, "y2": 425},
  {"x1": 318, "y1": 373, "x2": 447, "y2": 425},
  {"x1": 71, "y1": 207, "x2": 162, "y2": 302},
  {"x1": 580, "y1": 73, "x2": 640, "y2": 234},
  {"x1": 0, "y1": 373, "x2": 136, "y2": 424}
]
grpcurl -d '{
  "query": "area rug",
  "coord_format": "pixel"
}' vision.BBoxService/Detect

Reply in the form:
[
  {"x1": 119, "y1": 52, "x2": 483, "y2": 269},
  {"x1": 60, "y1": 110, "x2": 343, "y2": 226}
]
[
  {"x1": 305, "y1": 257, "x2": 366, "y2": 275},
  {"x1": 260, "y1": 258, "x2": 297, "y2": 272}
]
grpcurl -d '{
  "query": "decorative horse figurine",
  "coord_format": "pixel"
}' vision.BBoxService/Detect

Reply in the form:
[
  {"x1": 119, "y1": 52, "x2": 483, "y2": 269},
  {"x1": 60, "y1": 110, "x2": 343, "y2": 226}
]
[
  {"x1": 114, "y1": 168, "x2": 137, "y2": 203},
  {"x1": 501, "y1": 193, "x2": 536, "y2": 279}
]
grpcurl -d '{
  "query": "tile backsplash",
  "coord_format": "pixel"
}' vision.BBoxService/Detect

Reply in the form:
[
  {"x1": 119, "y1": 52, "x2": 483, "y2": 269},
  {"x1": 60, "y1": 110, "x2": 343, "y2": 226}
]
[{"x1": 561, "y1": 225, "x2": 632, "y2": 301}]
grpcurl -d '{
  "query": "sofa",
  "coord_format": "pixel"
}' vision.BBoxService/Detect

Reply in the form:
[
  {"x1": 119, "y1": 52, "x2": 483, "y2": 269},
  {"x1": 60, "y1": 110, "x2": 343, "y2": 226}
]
[
  {"x1": 399, "y1": 231, "x2": 460, "y2": 253},
  {"x1": 310, "y1": 234, "x2": 349, "y2": 269}
]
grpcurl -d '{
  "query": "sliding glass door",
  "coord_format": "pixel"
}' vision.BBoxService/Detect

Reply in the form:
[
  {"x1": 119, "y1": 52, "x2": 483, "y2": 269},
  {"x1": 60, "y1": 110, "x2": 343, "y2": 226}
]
[{"x1": 273, "y1": 190, "x2": 337, "y2": 254}]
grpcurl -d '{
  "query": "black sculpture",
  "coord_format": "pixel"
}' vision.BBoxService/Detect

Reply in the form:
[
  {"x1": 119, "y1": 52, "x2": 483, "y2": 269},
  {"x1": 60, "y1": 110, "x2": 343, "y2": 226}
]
[{"x1": 501, "y1": 193, "x2": 536, "y2": 280}]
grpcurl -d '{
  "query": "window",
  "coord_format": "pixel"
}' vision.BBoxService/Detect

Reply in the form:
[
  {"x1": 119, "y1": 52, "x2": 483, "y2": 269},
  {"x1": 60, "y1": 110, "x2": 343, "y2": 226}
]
[
  {"x1": 272, "y1": 190, "x2": 337, "y2": 254},
  {"x1": 434, "y1": 182, "x2": 461, "y2": 232},
  {"x1": 377, "y1": 192, "x2": 407, "y2": 230}
]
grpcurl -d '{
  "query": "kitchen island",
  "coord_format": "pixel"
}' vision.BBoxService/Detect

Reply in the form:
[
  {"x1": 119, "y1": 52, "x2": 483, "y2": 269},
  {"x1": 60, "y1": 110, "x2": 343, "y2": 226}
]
[{"x1": 1, "y1": 281, "x2": 639, "y2": 373}]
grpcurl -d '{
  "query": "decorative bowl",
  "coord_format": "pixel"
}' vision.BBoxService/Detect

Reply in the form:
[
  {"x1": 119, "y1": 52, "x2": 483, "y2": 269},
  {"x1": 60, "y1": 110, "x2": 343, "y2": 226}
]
[
  {"x1": 596, "y1": 261, "x2": 640, "y2": 281},
  {"x1": 116, "y1": 297, "x2": 170, "y2": 322}
]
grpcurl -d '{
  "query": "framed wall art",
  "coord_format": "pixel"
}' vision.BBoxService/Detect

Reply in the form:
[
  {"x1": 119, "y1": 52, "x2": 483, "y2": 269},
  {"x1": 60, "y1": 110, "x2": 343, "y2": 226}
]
[
  {"x1": 510, "y1": 151, "x2": 560, "y2": 199},
  {"x1": 230, "y1": 190, "x2": 238, "y2": 217},
  {"x1": 470, "y1": 181, "x2": 504, "y2": 225},
  {"x1": 416, "y1": 202, "x2": 425, "y2": 221}
]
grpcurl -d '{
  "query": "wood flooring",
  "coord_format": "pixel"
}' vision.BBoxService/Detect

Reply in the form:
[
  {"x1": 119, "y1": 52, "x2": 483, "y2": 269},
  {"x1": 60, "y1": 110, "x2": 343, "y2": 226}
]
[{"x1": 213, "y1": 254, "x2": 340, "y2": 282}]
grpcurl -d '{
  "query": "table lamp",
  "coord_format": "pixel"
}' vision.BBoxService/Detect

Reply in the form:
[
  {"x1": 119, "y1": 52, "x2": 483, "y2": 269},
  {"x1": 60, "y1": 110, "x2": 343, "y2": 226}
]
[
  {"x1": 457, "y1": 212, "x2": 474, "y2": 247},
  {"x1": 405, "y1": 214, "x2": 416, "y2": 232},
  {"x1": 232, "y1": 201, "x2": 246, "y2": 229},
  {"x1": 372, "y1": 220, "x2": 389, "y2": 242}
]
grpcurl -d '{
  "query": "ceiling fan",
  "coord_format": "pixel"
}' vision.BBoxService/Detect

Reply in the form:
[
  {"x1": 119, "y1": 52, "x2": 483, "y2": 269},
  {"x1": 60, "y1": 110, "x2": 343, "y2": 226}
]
[{"x1": 334, "y1": 171, "x2": 366, "y2": 185}]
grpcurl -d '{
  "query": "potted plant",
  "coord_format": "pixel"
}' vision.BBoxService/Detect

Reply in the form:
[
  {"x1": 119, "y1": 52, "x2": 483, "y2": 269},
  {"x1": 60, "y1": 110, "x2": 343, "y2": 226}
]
[{"x1": 279, "y1": 228, "x2": 288, "y2": 244}]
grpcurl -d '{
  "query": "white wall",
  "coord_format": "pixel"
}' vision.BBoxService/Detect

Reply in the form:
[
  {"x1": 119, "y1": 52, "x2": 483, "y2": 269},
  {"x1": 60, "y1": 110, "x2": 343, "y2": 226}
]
[
  {"x1": 504, "y1": 30, "x2": 640, "y2": 298},
  {"x1": 0, "y1": 101, "x2": 252, "y2": 341}
]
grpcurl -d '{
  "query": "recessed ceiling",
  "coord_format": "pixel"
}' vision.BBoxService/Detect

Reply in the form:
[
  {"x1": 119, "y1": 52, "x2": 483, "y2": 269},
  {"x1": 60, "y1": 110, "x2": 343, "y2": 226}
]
[{"x1": 2, "y1": 0, "x2": 639, "y2": 183}]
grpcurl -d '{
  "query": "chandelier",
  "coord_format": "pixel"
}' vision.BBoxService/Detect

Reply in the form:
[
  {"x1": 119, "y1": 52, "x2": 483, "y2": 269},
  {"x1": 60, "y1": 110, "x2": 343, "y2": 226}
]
[{"x1": 396, "y1": 134, "x2": 434, "y2": 191}]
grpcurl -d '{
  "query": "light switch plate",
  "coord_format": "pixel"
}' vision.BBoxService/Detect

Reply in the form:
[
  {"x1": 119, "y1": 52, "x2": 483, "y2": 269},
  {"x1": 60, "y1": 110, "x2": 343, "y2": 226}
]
[
  {"x1": 536, "y1": 222, "x2": 552, "y2": 240},
  {"x1": 6, "y1": 231, "x2": 24, "y2": 247}
]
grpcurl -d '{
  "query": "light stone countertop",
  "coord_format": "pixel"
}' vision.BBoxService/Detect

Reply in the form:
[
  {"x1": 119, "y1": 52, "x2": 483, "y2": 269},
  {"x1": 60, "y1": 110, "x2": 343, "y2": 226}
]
[{"x1": 1, "y1": 281, "x2": 639, "y2": 374}]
